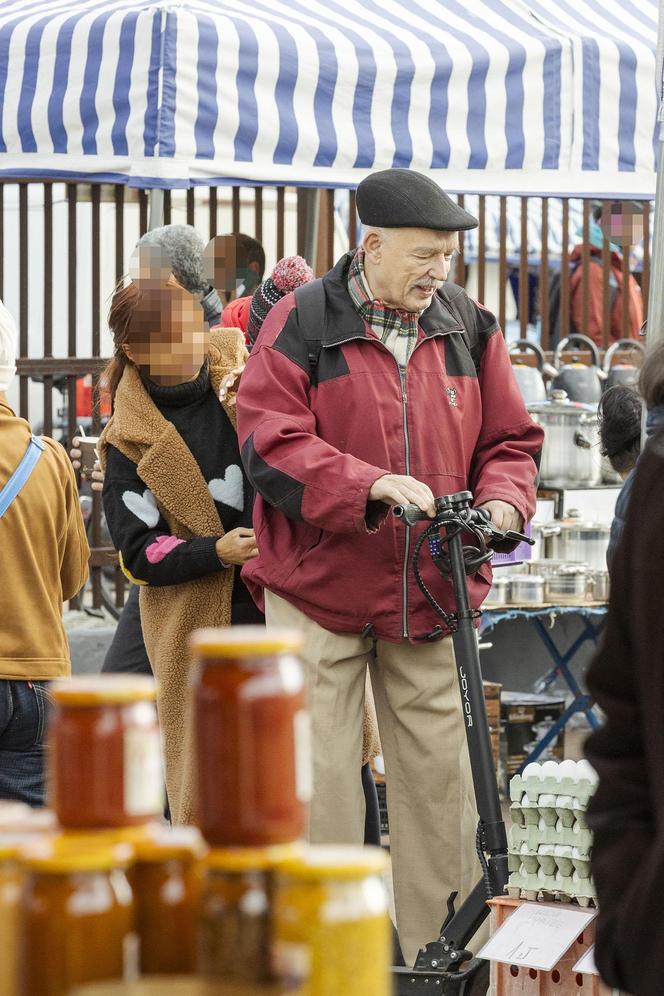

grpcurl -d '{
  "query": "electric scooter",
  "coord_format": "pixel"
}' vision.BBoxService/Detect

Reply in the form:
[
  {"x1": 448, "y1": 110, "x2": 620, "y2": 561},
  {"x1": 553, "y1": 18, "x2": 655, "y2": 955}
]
[{"x1": 391, "y1": 491, "x2": 534, "y2": 996}]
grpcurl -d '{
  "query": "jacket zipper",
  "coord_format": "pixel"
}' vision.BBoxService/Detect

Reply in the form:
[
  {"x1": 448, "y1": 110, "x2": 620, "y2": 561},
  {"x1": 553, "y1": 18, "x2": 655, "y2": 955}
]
[{"x1": 400, "y1": 365, "x2": 411, "y2": 638}]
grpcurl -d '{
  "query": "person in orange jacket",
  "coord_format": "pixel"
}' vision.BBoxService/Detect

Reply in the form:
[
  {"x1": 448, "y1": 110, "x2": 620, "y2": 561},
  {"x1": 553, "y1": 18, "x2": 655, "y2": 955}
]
[{"x1": 569, "y1": 203, "x2": 644, "y2": 346}]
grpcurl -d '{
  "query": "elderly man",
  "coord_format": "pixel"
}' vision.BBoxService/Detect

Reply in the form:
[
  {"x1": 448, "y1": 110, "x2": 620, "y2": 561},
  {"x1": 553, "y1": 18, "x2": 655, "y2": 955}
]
[{"x1": 236, "y1": 169, "x2": 543, "y2": 965}]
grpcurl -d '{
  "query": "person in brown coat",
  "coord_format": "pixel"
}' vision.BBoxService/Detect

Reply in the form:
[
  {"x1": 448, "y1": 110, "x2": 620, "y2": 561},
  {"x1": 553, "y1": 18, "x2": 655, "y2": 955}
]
[
  {"x1": 99, "y1": 279, "x2": 259, "y2": 823},
  {"x1": 0, "y1": 299, "x2": 89, "y2": 806},
  {"x1": 585, "y1": 339, "x2": 664, "y2": 996}
]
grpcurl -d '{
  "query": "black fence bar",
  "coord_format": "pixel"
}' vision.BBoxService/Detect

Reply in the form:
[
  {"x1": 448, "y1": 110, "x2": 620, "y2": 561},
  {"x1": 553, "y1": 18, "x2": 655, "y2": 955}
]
[
  {"x1": 456, "y1": 194, "x2": 466, "y2": 287},
  {"x1": 498, "y1": 197, "x2": 507, "y2": 333},
  {"x1": 348, "y1": 189, "x2": 357, "y2": 250},
  {"x1": 231, "y1": 187, "x2": 240, "y2": 233},
  {"x1": 276, "y1": 187, "x2": 285, "y2": 259},
  {"x1": 19, "y1": 184, "x2": 29, "y2": 419},
  {"x1": 67, "y1": 184, "x2": 78, "y2": 449},
  {"x1": 43, "y1": 184, "x2": 53, "y2": 438},
  {"x1": 560, "y1": 199, "x2": 570, "y2": 342},
  {"x1": 621, "y1": 238, "x2": 631, "y2": 340},
  {"x1": 255, "y1": 187, "x2": 263, "y2": 246},
  {"x1": 139, "y1": 188, "x2": 148, "y2": 236},
  {"x1": 186, "y1": 187, "x2": 195, "y2": 227},
  {"x1": 581, "y1": 199, "x2": 591, "y2": 338},
  {"x1": 478, "y1": 195, "x2": 486, "y2": 304},
  {"x1": 115, "y1": 185, "x2": 124, "y2": 284},
  {"x1": 91, "y1": 184, "x2": 102, "y2": 609},
  {"x1": 601, "y1": 200, "x2": 612, "y2": 349},
  {"x1": 539, "y1": 198, "x2": 549, "y2": 349},
  {"x1": 0, "y1": 184, "x2": 4, "y2": 300},
  {"x1": 208, "y1": 186, "x2": 218, "y2": 239},
  {"x1": 642, "y1": 200, "x2": 650, "y2": 321},
  {"x1": 163, "y1": 189, "x2": 172, "y2": 226},
  {"x1": 519, "y1": 197, "x2": 528, "y2": 338}
]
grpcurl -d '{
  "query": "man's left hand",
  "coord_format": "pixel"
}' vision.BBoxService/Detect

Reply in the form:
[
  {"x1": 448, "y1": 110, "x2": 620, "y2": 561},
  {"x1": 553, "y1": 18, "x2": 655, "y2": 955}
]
[{"x1": 477, "y1": 500, "x2": 523, "y2": 534}]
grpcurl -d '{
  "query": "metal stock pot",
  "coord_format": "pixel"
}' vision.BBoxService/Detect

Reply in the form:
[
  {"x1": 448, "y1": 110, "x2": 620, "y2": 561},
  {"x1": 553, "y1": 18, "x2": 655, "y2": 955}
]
[
  {"x1": 536, "y1": 514, "x2": 610, "y2": 572},
  {"x1": 527, "y1": 390, "x2": 602, "y2": 488}
]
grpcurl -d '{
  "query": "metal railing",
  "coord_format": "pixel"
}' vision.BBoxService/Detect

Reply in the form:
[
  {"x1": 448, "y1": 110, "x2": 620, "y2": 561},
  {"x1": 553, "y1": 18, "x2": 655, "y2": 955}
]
[{"x1": 3, "y1": 181, "x2": 650, "y2": 610}]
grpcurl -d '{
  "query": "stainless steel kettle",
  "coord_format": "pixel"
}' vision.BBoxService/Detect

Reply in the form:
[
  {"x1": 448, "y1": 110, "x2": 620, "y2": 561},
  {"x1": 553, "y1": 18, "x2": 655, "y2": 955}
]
[
  {"x1": 551, "y1": 334, "x2": 605, "y2": 404},
  {"x1": 508, "y1": 340, "x2": 555, "y2": 404},
  {"x1": 603, "y1": 338, "x2": 645, "y2": 391}
]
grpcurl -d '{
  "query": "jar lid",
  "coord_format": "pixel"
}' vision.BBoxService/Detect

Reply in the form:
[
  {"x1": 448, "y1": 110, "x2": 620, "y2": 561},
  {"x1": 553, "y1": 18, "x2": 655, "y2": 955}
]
[
  {"x1": 276, "y1": 845, "x2": 389, "y2": 881},
  {"x1": 206, "y1": 843, "x2": 302, "y2": 873},
  {"x1": 0, "y1": 833, "x2": 31, "y2": 860},
  {"x1": 0, "y1": 801, "x2": 56, "y2": 834},
  {"x1": 134, "y1": 826, "x2": 207, "y2": 863},
  {"x1": 191, "y1": 626, "x2": 303, "y2": 658},
  {"x1": 50, "y1": 675, "x2": 157, "y2": 705},
  {"x1": 21, "y1": 836, "x2": 133, "y2": 873},
  {"x1": 527, "y1": 391, "x2": 597, "y2": 416}
]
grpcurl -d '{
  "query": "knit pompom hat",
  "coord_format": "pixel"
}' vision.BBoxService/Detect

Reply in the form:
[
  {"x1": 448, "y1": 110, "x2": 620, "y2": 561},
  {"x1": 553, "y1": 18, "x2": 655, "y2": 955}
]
[{"x1": 247, "y1": 255, "x2": 314, "y2": 345}]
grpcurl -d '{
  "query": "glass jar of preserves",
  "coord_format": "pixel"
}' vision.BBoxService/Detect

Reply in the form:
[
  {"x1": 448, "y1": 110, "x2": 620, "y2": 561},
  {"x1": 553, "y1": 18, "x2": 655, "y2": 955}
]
[
  {"x1": 199, "y1": 845, "x2": 298, "y2": 985},
  {"x1": 0, "y1": 838, "x2": 23, "y2": 996},
  {"x1": 273, "y1": 846, "x2": 390, "y2": 995},
  {"x1": 190, "y1": 627, "x2": 310, "y2": 847},
  {"x1": 48, "y1": 676, "x2": 164, "y2": 829},
  {"x1": 132, "y1": 826, "x2": 207, "y2": 975},
  {"x1": 70, "y1": 977, "x2": 285, "y2": 995},
  {"x1": 18, "y1": 838, "x2": 136, "y2": 996}
]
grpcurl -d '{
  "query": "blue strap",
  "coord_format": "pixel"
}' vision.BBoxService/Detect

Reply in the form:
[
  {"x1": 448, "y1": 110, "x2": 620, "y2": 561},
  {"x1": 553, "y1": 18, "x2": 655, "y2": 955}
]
[{"x1": 0, "y1": 436, "x2": 46, "y2": 519}]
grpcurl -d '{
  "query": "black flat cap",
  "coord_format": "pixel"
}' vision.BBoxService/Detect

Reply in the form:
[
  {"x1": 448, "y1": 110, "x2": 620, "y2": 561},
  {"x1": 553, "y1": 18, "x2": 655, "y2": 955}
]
[{"x1": 357, "y1": 169, "x2": 478, "y2": 232}]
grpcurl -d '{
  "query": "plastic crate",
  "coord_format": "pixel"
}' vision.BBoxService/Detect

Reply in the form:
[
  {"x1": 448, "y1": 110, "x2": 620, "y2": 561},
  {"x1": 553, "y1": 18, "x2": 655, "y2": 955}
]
[{"x1": 488, "y1": 897, "x2": 616, "y2": 995}]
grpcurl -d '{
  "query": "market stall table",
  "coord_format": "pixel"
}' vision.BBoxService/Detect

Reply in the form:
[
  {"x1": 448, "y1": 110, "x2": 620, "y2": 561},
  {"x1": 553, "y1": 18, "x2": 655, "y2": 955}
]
[{"x1": 480, "y1": 603, "x2": 605, "y2": 769}]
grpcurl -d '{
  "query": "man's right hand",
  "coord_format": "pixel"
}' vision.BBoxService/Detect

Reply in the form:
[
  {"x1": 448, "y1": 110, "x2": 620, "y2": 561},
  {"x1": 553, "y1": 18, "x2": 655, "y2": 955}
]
[{"x1": 368, "y1": 474, "x2": 436, "y2": 517}]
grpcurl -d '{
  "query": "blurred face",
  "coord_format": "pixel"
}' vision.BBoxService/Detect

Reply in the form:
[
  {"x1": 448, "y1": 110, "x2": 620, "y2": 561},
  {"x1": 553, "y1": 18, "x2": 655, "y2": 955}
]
[
  {"x1": 124, "y1": 285, "x2": 208, "y2": 385},
  {"x1": 599, "y1": 203, "x2": 644, "y2": 248},
  {"x1": 203, "y1": 234, "x2": 262, "y2": 300},
  {"x1": 362, "y1": 227, "x2": 459, "y2": 312}
]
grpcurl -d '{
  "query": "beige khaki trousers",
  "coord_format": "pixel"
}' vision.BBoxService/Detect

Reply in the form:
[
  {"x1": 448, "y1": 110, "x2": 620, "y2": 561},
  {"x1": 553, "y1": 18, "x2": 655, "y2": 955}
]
[{"x1": 264, "y1": 590, "x2": 480, "y2": 967}]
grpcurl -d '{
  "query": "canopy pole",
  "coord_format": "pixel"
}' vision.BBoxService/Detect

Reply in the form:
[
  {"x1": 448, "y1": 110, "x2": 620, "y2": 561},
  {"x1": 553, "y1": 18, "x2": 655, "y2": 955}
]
[
  {"x1": 148, "y1": 189, "x2": 165, "y2": 231},
  {"x1": 647, "y1": 0, "x2": 664, "y2": 349}
]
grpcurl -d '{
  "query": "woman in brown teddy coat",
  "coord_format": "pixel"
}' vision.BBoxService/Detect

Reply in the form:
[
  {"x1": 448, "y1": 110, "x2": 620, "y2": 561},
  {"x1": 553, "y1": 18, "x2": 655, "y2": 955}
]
[{"x1": 99, "y1": 276, "x2": 381, "y2": 829}]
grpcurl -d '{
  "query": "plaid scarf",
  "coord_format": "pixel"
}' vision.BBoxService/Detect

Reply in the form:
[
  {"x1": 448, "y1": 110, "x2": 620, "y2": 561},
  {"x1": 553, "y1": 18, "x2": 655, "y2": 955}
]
[{"x1": 347, "y1": 249, "x2": 419, "y2": 365}]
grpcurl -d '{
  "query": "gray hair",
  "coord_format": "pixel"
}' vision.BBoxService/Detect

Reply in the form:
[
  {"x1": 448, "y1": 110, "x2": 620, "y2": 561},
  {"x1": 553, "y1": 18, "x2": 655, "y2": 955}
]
[{"x1": 137, "y1": 224, "x2": 209, "y2": 297}]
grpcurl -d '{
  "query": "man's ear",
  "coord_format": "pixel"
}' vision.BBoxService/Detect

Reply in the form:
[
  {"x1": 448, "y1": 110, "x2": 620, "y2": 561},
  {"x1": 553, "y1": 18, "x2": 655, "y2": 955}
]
[
  {"x1": 363, "y1": 229, "x2": 383, "y2": 263},
  {"x1": 121, "y1": 342, "x2": 134, "y2": 362}
]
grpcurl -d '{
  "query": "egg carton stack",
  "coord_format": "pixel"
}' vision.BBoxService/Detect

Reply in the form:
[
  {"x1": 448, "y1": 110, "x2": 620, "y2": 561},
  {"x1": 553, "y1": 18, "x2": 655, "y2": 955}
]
[{"x1": 507, "y1": 759, "x2": 598, "y2": 907}]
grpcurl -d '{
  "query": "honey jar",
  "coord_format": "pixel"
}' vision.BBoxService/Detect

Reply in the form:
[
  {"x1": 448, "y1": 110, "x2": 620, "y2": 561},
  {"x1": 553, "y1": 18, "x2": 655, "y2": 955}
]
[
  {"x1": 273, "y1": 846, "x2": 391, "y2": 995},
  {"x1": 190, "y1": 627, "x2": 310, "y2": 847},
  {"x1": 132, "y1": 825, "x2": 207, "y2": 975},
  {"x1": 47, "y1": 676, "x2": 163, "y2": 829},
  {"x1": 199, "y1": 845, "x2": 298, "y2": 985},
  {"x1": 18, "y1": 837, "x2": 135, "y2": 996},
  {"x1": 0, "y1": 838, "x2": 23, "y2": 996}
]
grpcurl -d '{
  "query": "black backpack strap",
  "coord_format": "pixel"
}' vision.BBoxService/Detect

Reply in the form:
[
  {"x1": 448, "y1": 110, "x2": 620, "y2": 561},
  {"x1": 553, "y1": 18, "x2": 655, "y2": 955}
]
[{"x1": 294, "y1": 279, "x2": 326, "y2": 379}]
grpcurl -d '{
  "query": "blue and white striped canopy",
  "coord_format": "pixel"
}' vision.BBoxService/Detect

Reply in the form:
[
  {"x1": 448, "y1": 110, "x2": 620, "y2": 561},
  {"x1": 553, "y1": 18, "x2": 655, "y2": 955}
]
[{"x1": 0, "y1": 0, "x2": 658, "y2": 196}]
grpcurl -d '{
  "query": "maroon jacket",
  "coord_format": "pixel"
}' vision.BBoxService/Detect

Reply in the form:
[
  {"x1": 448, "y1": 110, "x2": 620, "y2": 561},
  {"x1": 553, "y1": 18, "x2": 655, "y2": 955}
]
[{"x1": 236, "y1": 253, "x2": 543, "y2": 643}]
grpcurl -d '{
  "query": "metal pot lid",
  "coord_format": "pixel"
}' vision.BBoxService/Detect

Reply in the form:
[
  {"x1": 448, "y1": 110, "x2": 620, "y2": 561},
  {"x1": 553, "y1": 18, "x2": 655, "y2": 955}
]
[
  {"x1": 491, "y1": 577, "x2": 511, "y2": 588},
  {"x1": 551, "y1": 564, "x2": 589, "y2": 576},
  {"x1": 526, "y1": 389, "x2": 597, "y2": 416},
  {"x1": 558, "y1": 514, "x2": 610, "y2": 532}
]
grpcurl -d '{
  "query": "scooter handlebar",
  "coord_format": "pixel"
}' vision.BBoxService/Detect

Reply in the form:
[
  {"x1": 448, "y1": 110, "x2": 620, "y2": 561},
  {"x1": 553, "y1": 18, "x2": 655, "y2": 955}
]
[
  {"x1": 392, "y1": 503, "x2": 428, "y2": 526},
  {"x1": 392, "y1": 502, "x2": 534, "y2": 546}
]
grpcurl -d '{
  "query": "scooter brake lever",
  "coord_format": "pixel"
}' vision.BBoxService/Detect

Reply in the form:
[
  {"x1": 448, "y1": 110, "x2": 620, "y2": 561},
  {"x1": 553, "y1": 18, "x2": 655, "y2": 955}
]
[{"x1": 504, "y1": 529, "x2": 535, "y2": 546}]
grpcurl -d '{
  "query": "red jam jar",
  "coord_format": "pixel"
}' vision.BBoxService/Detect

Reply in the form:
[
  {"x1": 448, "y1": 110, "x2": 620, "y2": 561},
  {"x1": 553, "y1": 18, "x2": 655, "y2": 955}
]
[
  {"x1": 190, "y1": 627, "x2": 310, "y2": 847},
  {"x1": 47, "y1": 676, "x2": 164, "y2": 829}
]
